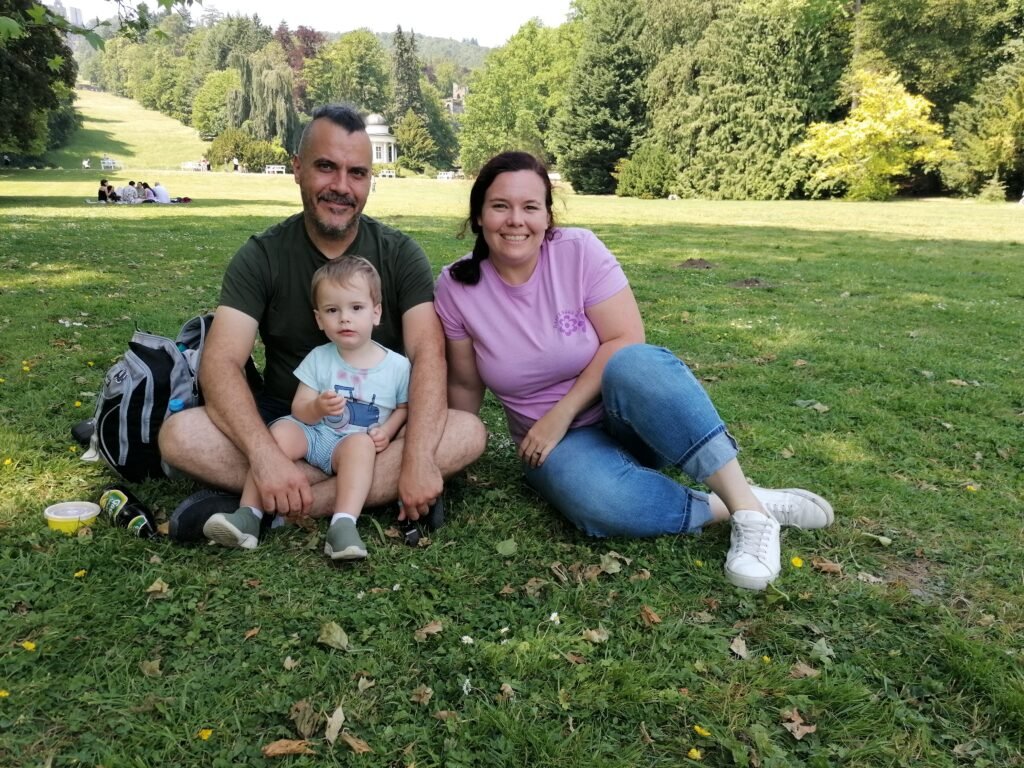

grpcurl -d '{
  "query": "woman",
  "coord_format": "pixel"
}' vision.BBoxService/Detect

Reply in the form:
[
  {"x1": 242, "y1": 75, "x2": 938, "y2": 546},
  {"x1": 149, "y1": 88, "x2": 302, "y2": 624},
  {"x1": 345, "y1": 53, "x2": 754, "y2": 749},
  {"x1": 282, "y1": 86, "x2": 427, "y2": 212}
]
[
  {"x1": 140, "y1": 182, "x2": 156, "y2": 203},
  {"x1": 434, "y1": 152, "x2": 833, "y2": 591}
]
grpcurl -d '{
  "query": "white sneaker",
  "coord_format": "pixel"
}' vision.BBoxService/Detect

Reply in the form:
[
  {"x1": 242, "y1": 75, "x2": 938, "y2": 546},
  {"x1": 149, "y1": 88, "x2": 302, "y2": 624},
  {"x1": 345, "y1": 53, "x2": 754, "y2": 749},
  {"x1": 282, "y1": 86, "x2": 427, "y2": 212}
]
[
  {"x1": 751, "y1": 487, "x2": 833, "y2": 529},
  {"x1": 725, "y1": 510, "x2": 781, "y2": 591}
]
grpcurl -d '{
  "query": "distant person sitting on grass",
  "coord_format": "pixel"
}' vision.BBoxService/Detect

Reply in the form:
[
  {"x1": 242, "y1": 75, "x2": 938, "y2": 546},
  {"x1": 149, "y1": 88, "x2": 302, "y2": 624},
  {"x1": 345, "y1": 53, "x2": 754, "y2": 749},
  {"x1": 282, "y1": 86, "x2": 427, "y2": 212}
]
[
  {"x1": 97, "y1": 179, "x2": 108, "y2": 201},
  {"x1": 140, "y1": 182, "x2": 156, "y2": 203},
  {"x1": 153, "y1": 181, "x2": 171, "y2": 204},
  {"x1": 202, "y1": 256, "x2": 410, "y2": 561}
]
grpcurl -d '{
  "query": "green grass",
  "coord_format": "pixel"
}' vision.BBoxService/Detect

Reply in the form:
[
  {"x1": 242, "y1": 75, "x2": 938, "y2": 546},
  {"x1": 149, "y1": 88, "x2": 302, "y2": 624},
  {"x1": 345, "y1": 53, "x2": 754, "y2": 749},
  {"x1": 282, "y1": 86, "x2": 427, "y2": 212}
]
[{"x1": 1, "y1": 95, "x2": 1023, "y2": 767}]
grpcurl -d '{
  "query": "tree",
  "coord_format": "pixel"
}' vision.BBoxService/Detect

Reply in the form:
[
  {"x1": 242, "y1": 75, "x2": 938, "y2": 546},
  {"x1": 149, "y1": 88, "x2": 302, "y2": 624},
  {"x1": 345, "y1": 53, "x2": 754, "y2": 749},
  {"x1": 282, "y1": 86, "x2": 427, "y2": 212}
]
[
  {"x1": 389, "y1": 26, "x2": 424, "y2": 122},
  {"x1": 0, "y1": 0, "x2": 78, "y2": 154},
  {"x1": 614, "y1": 142, "x2": 678, "y2": 198},
  {"x1": 855, "y1": 0, "x2": 1024, "y2": 123},
  {"x1": 192, "y1": 68, "x2": 241, "y2": 137},
  {"x1": 394, "y1": 108, "x2": 437, "y2": 172},
  {"x1": 647, "y1": 0, "x2": 850, "y2": 200},
  {"x1": 550, "y1": 0, "x2": 649, "y2": 194},
  {"x1": 304, "y1": 29, "x2": 390, "y2": 113},
  {"x1": 458, "y1": 19, "x2": 578, "y2": 174},
  {"x1": 230, "y1": 42, "x2": 301, "y2": 152},
  {"x1": 796, "y1": 69, "x2": 954, "y2": 200},
  {"x1": 942, "y1": 41, "x2": 1024, "y2": 196}
]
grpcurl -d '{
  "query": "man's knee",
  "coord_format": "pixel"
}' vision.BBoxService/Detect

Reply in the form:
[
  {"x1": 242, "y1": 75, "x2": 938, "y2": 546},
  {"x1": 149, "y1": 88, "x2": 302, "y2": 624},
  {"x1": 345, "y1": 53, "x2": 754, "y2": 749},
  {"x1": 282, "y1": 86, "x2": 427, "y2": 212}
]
[{"x1": 445, "y1": 409, "x2": 487, "y2": 465}]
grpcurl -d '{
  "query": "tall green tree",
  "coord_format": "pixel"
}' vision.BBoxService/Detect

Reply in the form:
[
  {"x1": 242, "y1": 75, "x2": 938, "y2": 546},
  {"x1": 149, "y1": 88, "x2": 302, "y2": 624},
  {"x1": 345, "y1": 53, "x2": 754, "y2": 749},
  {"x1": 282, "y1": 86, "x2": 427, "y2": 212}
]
[
  {"x1": 942, "y1": 41, "x2": 1024, "y2": 196},
  {"x1": 420, "y1": 78, "x2": 458, "y2": 169},
  {"x1": 394, "y1": 108, "x2": 437, "y2": 172},
  {"x1": 192, "y1": 68, "x2": 241, "y2": 137},
  {"x1": 796, "y1": 69, "x2": 954, "y2": 199},
  {"x1": 855, "y1": 0, "x2": 1024, "y2": 123},
  {"x1": 304, "y1": 29, "x2": 390, "y2": 113},
  {"x1": 230, "y1": 42, "x2": 300, "y2": 152},
  {"x1": 0, "y1": 0, "x2": 78, "y2": 154},
  {"x1": 389, "y1": 26, "x2": 424, "y2": 122},
  {"x1": 459, "y1": 19, "x2": 578, "y2": 174},
  {"x1": 648, "y1": 0, "x2": 850, "y2": 200},
  {"x1": 550, "y1": 0, "x2": 649, "y2": 194}
]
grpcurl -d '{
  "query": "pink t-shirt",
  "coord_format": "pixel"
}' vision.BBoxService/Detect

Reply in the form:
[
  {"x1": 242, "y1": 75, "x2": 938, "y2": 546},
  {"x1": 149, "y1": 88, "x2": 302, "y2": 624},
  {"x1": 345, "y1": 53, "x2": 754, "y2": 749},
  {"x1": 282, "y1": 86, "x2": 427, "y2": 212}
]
[{"x1": 435, "y1": 227, "x2": 629, "y2": 444}]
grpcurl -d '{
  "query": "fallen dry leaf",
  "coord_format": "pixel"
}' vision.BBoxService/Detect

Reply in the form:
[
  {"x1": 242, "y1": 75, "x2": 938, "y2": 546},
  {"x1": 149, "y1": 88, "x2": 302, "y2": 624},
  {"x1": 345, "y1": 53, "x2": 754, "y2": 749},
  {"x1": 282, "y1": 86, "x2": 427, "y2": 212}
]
[
  {"x1": 261, "y1": 739, "x2": 314, "y2": 757},
  {"x1": 244, "y1": 578, "x2": 261, "y2": 588},
  {"x1": 410, "y1": 685, "x2": 433, "y2": 705},
  {"x1": 384, "y1": 526, "x2": 402, "y2": 539},
  {"x1": 630, "y1": 568, "x2": 651, "y2": 582},
  {"x1": 139, "y1": 659, "x2": 161, "y2": 677},
  {"x1": 789, "y1": 661, "x2": 820, "y2": 679},
  {"x1": 318, "y1": 621, "x2": 350, "y2": 651},
  {"x1": 583, "y1": 564, "x2": 604, "y2": 582},
  {"x1": 414, "y1": 620, "x2": 443, "y2": 642},
  {"x1": 341, "y1": 731, "x2": 373, "y2": 754},
  {"x1": 549, "y1": 561, "x2": 569, "y2": 583},
  {"x1": 793, "y1": 359, "x2": 808, "y2": 367},
  {"x1": 498, "y1": 584, "x2": 516, "y2": 596},
  {"x1": 244, "y1": 626, "x2": 261, "y2": 641},
  {"x1": 324, "y1": 705, "x2": 345, "y2": 745},
  {"x1": 811, "y1": 557, "x2": 843, "y2": 575},
  {"x1": 289, "y1": 699, "x2": 321, "y2": 739},
  {"x1": 496, "y1": 683, "x2": 515, "y2": 703},
  {"x1": 856, "y1": 572, "x2": 883, "y2": 584},
  {"x1": 730, "y1": 635, "x2": 750, "y2": 660},
  {"x1": 434, "y1": 710, "x2": 458, "y2": 721},
  {"x1": 357, "y1": 676, "x2": 375, "y2": 693},
  {"x1": 564, "y1": 652, "x2": 587, "y2": 665},
  {"x1": 145, "y1": 578, "x2": 170, "y2": 598},
  {"x1": 523, "y1": 577, "x2": 546, "y2": 597},
  {"x1": 582, "y1": 627, "x2": 609, "y2": 644},
  {"x1": 283, "y1": 656, "x2": 299, "y2": 671},
  {"x1": 781, "y1": 708, "x2": 817, "y2": 740},
  {"x1": 691, "y1": 611, "x2": 715, "y2": 624},
  {"x1": 640, "y1": 605, "x2": 662, "y2": 627},
  {"x1": 156, "y1": 521, "x2": 170, "y2": 536},
  {"x1": 780, "y1": 446, "x2": 796, "y2": 459},
  {"x1": 148, "y1": 554, "x2": 162, "y2": 564}
]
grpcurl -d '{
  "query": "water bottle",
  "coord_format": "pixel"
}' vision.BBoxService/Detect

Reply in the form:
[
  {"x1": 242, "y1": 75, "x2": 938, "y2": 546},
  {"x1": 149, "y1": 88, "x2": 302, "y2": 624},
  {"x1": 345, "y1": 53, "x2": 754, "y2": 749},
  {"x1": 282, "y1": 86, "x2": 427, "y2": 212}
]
[
  {"x1": 159, "y1": 399, "x2": 185, "y2": 477},
  {"x1": 98, "y1": 484, "x2": 159, "y2": 538}
]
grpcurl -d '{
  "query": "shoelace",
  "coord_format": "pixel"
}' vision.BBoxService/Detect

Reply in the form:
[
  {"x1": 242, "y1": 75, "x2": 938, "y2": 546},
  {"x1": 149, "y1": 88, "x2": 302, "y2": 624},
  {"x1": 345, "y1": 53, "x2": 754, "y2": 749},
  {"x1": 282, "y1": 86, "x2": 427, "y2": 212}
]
[{"x1": 733, "y1": 516, "x2": 776, "y2": 560}]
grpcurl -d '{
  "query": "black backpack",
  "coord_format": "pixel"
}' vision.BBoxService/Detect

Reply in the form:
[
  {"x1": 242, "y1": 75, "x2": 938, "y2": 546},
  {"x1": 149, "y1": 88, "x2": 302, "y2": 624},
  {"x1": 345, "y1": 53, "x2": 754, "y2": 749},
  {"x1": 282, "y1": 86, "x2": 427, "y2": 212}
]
[{"x1": 90, "y1": 315, "x2": 261, "y2": 482}]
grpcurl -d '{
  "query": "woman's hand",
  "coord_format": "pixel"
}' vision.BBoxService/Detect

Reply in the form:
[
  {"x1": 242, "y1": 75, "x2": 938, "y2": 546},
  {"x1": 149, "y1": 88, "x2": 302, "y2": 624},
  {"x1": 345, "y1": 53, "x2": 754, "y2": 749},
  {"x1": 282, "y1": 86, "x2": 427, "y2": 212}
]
[{"x1": 518, "y1": 406, "x2": 574, "y2": 469}]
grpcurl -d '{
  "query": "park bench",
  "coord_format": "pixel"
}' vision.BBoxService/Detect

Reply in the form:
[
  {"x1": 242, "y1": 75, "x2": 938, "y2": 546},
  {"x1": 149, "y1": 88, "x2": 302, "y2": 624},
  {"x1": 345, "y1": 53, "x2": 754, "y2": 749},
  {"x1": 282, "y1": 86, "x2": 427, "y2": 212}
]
[
  {"x1": 377, "y1": 169, "x2": 396, "y2": 179},
  {"x1": 181, "y1": 161, "x2": 204, "y2": 171},
  {"x1": 264, "y1": 164, "x2": 287, "y2": 174},
  {"x1": 436, "y1": 171, "x2": 455, "y2": 180},
  {"x1": 100, "y1": 158, "x2": 120, "y2": 171}
]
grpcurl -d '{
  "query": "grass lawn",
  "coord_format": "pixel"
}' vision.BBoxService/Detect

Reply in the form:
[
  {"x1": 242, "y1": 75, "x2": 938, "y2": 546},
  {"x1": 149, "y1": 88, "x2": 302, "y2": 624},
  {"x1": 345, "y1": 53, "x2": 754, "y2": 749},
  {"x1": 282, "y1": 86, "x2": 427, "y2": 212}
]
[{"x1": 1, "y1": 95, "x2": 1023, "y2": 767}]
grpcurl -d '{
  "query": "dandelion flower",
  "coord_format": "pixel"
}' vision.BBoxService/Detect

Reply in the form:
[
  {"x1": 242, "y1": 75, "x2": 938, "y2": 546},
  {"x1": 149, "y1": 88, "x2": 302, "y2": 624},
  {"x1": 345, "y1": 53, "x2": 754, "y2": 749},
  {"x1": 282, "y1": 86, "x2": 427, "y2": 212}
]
[
  {"x1": 693, "y1": 725, "x2": 711, "y2": 737},
  {"x1": 74, "y1": 401, "x2": 82, "y2": 407},
  {"x1": 19, "y1": 641, "x2": 36, "y2": 652},
  {"x1": 22, "y1": 366, "x2": 30, "y2": 373},
  {"x1": 0, "y1": 377, "x2": 5, "y2": 383},
  {"x1": 791, "y1": 556, "x2": 804, "y2": 568},
  {"x1": 4, "y1": 458, "x2": 11, "y2": 466},
  {"x1": 74, "y1": 569, "x2": 87, "y2": 578},
  {"x1": 87, "y1": 361, "x2": 94, "y2": 367},
  {"x1": 197, "y1": 728, "x2": 213, "y2": 740},
  {"x1": 694, "y1": 560, "x2": 704, "y2": 568},
  {"x1": 762, "y1": 655, "x2": 772, "y2": 664},
  {"x1": 688, "y1": 747, "x2": 703, "y2": 760},
  {"x1": 0, "y1": 690, "x2": 9, "y2": 697},
  {"x1": 966, "y1": 485, "x2": 978, "y2": 492}
]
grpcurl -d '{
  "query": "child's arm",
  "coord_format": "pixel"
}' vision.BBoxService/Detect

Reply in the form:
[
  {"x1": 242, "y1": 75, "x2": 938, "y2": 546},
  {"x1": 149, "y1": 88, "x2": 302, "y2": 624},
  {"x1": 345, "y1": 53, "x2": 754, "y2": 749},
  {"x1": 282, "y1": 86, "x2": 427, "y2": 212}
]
[
  {"x1": 291, "y1": 382, "x2": 344, "y2": 425},
  {"x1": 369, "y1": 404, "x2": 407, "y2": 452}
]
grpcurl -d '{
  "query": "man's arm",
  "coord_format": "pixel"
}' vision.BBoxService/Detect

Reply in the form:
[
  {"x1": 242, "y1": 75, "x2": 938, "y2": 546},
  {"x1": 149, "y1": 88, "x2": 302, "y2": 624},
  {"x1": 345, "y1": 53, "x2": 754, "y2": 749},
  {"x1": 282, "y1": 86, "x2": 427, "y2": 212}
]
[
  {"x1": 396, "y1": 302, "x2": 448, "y2": 520},
  {"x1": 201, "y1": 306, "x2": 314, "y2": 515}
]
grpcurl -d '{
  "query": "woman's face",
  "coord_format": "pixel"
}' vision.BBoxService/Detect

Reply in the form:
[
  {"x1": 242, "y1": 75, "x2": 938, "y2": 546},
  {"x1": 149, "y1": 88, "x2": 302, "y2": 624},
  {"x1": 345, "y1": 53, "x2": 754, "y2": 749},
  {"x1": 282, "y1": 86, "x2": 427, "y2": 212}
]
[{"x1": 477, "y1": 170, "x2": 551, "y2": 275}]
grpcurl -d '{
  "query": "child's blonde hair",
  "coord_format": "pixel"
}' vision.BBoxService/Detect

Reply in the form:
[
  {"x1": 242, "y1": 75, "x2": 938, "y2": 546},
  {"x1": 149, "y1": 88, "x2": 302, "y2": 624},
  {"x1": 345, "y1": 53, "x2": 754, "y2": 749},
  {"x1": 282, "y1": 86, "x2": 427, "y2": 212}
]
[{"x1": 311, "y1": 256, "x2": 382, "y2": 306}]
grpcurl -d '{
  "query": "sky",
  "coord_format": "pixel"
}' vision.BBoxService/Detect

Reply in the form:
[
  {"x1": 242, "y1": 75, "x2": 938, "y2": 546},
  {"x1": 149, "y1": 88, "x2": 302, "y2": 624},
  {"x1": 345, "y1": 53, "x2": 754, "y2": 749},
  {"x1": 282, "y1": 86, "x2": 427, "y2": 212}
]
[{"x1": 67, "y1": 0, "x2": 575, "y2": 48}]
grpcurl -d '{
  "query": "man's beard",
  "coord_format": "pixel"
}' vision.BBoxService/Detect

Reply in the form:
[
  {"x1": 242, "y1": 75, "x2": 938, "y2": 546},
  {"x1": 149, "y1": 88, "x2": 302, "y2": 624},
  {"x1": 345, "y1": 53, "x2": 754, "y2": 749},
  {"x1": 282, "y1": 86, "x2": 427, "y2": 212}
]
[{"x1": 303, "y1": 189, "x2": 359, "y2": 240}]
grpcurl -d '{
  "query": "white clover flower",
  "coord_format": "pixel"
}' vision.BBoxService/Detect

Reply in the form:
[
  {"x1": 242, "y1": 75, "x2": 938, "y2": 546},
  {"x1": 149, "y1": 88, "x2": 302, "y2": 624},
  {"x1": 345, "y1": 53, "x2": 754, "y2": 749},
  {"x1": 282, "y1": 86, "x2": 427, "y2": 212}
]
[
  {"x1": 461, "y1": 636, "x2": 474, "y2": 645},
  {"x1": 392, "y1": 583, "x2": 401, "y2": 591},
  {"x1": 498, "y1": 627, "x2": 510, "y2": 635},
  {"x1": 356, "y1": 591, "x2": 366, "y2": 600},
  {"x1": 461, "y1": 678, "x2": 472, "y2": 695},
  {"x1": 549, "y1": 612, "x2": 561, "y2": 625}
]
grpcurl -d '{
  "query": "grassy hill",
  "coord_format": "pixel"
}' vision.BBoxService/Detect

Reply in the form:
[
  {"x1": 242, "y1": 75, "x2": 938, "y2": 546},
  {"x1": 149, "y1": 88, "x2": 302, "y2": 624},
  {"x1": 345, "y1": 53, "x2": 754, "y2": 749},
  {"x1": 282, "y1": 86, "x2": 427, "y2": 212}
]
[{"x1": 47, "y1": 89, "x2": 210, "y2": 172}]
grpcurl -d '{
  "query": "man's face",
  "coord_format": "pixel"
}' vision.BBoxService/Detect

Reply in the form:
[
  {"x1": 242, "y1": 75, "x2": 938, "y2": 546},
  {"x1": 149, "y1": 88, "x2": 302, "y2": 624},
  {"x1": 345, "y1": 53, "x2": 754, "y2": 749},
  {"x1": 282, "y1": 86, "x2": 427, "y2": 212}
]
[{"x1": 293, "y1": 119, "x2": 373, "y2": 244}]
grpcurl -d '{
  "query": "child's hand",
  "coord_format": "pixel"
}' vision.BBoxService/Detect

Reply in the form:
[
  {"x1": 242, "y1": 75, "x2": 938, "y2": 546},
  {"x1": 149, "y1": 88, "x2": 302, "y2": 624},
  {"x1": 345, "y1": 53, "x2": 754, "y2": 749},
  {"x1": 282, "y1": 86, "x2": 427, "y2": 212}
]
[
  {"x1": 317, "y1": 390, "x2": 344, "y2": 418},
  {"x1": 368, "y1": 425, "x2": 390, "y2": 453}
]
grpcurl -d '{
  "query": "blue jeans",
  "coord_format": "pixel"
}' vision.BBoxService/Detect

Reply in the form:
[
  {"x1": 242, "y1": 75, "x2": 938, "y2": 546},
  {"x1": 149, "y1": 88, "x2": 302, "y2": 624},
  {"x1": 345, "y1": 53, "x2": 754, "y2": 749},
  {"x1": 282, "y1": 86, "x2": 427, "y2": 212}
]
[{"x1": 523, "y1": 345, "x2": 737, "y2": 537}]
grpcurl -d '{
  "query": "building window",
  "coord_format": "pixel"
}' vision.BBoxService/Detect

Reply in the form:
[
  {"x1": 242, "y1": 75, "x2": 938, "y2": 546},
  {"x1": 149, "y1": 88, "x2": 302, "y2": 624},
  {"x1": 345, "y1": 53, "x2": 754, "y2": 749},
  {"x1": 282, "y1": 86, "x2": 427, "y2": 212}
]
[{"x1": 375, "y1": 145, "x2": 382, "y2": 161}]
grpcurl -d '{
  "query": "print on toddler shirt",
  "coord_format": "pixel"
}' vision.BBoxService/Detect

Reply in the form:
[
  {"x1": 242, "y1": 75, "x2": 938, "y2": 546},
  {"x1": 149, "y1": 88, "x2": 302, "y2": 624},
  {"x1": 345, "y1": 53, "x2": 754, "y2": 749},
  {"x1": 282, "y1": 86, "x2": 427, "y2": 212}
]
[{"x1": 323, "y1": 385, "x2": 381, "y2": 432}]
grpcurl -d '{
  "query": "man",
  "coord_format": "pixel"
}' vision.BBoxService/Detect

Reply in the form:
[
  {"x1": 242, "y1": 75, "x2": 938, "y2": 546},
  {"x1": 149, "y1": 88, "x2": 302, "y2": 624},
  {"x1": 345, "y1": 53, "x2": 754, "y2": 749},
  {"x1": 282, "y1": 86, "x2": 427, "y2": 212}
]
[
  {"x1": 152, "y1": 181, "x2": 171, "y2": 204},
  {"x1": 159, "y1": 104, "x2": 486, "y2": 542},
  {"x1": 121, "y1": 181, "x2": 139, "y2": 204}
]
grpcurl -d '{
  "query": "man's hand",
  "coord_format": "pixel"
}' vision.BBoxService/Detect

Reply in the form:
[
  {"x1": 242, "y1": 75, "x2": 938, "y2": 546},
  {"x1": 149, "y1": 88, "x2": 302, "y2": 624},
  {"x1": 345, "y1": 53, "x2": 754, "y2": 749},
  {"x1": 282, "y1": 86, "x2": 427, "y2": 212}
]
[
  {"x1": 397, "y1": 456, "x2": 443, "y2": 521},
  {"x1": 250, "y1": 445, "x2": 314, "y2": 517}
]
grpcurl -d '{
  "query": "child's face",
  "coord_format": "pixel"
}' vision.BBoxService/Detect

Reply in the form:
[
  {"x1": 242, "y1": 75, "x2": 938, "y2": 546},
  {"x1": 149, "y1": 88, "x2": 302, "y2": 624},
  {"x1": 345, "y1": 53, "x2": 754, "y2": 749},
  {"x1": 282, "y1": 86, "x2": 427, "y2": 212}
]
[{"x1": 313, "y1": 276, "x2": 381, "y2": 352}]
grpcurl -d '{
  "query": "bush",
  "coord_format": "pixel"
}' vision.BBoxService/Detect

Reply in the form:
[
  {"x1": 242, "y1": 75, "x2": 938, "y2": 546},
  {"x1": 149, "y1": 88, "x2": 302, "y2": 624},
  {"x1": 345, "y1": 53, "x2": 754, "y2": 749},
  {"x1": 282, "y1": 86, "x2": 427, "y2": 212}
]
[
  {"x1": 977, "y1": 175, "x2": 1008, "y2": 203},
  {"x1": 614, "y1": 143, "x2": 678, "y2": 199}
]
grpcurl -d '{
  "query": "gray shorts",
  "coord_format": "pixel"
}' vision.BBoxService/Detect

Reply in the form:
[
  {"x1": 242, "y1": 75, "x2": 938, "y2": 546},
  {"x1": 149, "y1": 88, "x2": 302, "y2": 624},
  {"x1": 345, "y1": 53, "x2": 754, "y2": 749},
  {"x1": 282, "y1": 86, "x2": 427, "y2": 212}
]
[{"x1": 273, "y1": 416, "x2": 353, "y2": 475}]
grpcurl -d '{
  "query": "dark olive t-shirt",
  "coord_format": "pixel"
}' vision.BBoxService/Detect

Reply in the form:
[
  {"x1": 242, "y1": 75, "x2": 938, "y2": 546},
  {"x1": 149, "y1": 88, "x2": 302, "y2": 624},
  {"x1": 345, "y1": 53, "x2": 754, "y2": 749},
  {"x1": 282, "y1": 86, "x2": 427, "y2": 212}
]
[{"x1": 220, "y1": 212, "x2": 434, "y2": 402}]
